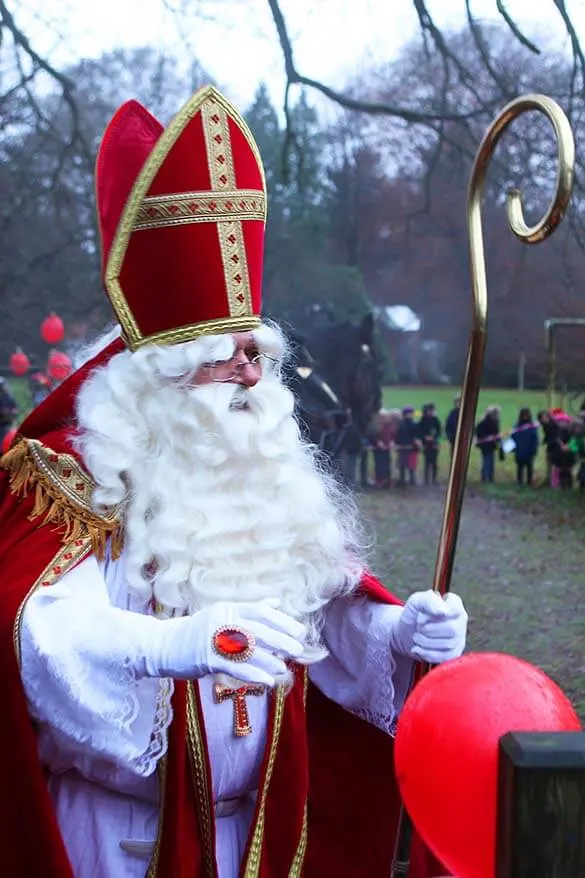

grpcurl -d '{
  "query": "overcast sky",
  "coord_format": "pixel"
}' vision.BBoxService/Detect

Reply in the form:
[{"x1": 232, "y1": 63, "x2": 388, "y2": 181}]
[{"x1": 14, "y1": 0, "x2": 585, "y2": 108}]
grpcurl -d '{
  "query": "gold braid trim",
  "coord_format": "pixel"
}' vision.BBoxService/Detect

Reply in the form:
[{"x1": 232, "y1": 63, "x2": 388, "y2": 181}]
[{"x1": 0, "y1": 436, "x2": 123, "y2": 561}]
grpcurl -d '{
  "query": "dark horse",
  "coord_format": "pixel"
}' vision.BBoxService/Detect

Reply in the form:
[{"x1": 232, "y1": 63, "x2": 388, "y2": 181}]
[
  {"x1": 283, "y1": 313, "x2": 383, "y2": 471},
  {"x1": 284, "y1": 339, "x2": 351, "y2": 459}
]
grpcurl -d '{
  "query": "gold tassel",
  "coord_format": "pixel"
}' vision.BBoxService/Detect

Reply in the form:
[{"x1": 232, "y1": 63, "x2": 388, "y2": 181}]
[
  {"x1": 31, "y1": 481, "x2": 51, "y2": 521},
  {"x1": 110, "y1": 523, "x2": 123, "y2": 561},
  {"x1": 1, "y1": 437, "x2": 35, "y2": 496},
  {"x1": 1, "y1": 435, "x2": 123, "y2": 559}
]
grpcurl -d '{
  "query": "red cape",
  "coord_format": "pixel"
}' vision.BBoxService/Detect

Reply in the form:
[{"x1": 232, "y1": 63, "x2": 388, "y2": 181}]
[{"x1": 0, "y1": 345, "x2": 445, "y2": 877}]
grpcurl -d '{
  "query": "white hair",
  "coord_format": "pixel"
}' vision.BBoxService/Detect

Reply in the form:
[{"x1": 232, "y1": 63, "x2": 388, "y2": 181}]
[{"x1": 75, "y1": 322, "x2": 367, "y2": 665}]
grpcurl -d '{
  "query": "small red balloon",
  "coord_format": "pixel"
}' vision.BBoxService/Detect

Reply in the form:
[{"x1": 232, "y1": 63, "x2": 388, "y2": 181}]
[
  {"x1": 395, "y1": 653, "x2": 581, "y2": 878},
  {"x1": 1, "y1": 428, "x2": 17, "y2": 454},
  {"x1": 41, "y1": 313, "x2": 65, "y2": 345},
  {"x1": 46, "y1": 350, "x2": 72, "y2": 382},
  {"x1": 9, "y1": 349, "x2": 30, "y2": 376}
]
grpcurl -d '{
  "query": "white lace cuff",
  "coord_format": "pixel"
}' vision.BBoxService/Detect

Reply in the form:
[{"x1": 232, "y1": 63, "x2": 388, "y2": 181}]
[
  {"x1": 20, "y1": 559, "x2": 173, "y2": 775},
  {"x1": 130, "y1": 677, "x2": 174, "y2": 776},
  {"x1": 309, "y1": 595, "x2": 415, "y2": 736}
]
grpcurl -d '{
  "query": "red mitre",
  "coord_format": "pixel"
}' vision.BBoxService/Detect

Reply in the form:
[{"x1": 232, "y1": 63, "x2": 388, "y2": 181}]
[{"x1": 96, "y1": 85, "x2": 267, "y2": 351}]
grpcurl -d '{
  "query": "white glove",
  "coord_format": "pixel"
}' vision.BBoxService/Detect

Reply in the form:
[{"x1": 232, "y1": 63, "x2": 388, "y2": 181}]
[
  {"x1": 389, "y1": 590, "x2": 467, "y2": 664},
  {"x1": 134, "y1": 600, "x2": 306, "y2": 688}
]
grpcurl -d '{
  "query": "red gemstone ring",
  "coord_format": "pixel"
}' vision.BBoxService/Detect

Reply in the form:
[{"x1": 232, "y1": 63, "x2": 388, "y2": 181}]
[{"x1": 212, "y1": 626, "x2": 255, "y2": 663}]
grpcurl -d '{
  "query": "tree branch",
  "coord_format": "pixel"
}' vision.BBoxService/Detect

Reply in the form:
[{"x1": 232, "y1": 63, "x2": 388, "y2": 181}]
[
  {"x1": 266, "y1": 0, "x2": 494, "y2": 124},
  {"x1": 465, "y1": 0, "x2": 514, "y2": 100},
  {"x1": 412, "y1": 0, "x2": 485, "y2": 100},
  {"x1": 0, "y1": 0, "x2": 74, "y2": 96},
  {"x1": 495, "y1": 0, "x2": 541, "y2": 54},
  {"x1": 0, "y1": 0, "x2": 93, "y2": 165},
  {"x1": 552, "y1": 0, "x2": 585, "y2": 117}
]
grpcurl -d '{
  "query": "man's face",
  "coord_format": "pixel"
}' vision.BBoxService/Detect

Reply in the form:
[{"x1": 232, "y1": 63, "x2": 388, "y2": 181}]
[{"x1": 193, "y1": 332, "x2": 263, "y2": 388}]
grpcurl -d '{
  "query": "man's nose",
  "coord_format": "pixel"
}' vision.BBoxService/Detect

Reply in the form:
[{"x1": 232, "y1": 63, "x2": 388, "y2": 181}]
[{"x1": 235, "y1": 362, "x2": 260, "y2": 387}]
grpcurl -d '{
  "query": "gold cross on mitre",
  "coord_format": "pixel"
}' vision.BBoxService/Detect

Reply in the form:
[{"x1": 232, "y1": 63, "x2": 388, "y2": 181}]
[{"x1": 213, "y1": 675, "x2": 266, "y2": 737}]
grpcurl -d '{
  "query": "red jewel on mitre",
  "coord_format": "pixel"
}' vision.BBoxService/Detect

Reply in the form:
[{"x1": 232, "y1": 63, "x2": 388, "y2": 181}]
[{"x1": 95, "y1": 85, "x2": 267, "y2": 351}]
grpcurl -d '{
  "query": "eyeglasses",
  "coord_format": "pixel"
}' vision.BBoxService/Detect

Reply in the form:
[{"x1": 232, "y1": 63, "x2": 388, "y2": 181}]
[{"x1": 202, "y1": 351, "x2": 278, "y2": 383}]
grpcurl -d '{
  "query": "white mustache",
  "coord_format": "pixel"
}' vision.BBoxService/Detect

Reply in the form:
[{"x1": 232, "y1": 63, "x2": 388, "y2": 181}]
[
  {"x1": 189, "y1": 377, "x2": 294, "y2": 421},
  {"x1": 229, "y1": 387, "x2": 251, "y2": 410}
]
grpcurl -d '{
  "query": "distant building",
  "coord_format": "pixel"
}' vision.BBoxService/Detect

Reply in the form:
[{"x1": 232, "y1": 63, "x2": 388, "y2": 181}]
[{"x1": 374, "y1": 305, "x2": 450, "y2": 384}]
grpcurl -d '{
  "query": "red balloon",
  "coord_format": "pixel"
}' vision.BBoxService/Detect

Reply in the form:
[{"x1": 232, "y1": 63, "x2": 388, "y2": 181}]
[
  {"x1": 395, "y1": 653, "x2": 581, "y2": 878},
  {"x1": 9, "y1": 349, "x2": 30, "y2": 376},
  {"x1": 46, "y1": 350, "x2": 72, "y2": 381},
  {"x1": 1, "y1": 428, "x2": 17, "y2": 454},
  {"x1": 41, "y1": 313, "x2": 65, "y2": 345}
]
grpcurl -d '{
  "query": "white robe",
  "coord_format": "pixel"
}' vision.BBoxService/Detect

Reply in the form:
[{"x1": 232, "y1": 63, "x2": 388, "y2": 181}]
[{"x1": 19, "y1": 552, "x2": 414, "y2": 878}]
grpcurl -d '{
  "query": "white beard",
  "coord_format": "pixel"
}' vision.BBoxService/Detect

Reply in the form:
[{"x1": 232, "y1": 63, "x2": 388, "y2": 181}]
[{"x1": 76, "y1": 355, "x2": 365, "y2": 663}]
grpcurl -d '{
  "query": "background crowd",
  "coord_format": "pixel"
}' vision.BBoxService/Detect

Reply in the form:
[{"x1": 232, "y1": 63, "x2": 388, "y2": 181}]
[{"x1": 353, "y1": 395, "x2": 585, "y2": 492}]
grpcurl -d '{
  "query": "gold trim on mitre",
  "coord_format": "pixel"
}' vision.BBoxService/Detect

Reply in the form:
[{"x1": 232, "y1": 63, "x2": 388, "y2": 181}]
[
  {"x1": 134, "y1": 189, "x2": 266, "y2": 231},
  {"x1": 104, "y1": 85, "x2": 267, "y2": 351},
  {"x1": 200, "y1": 97, "x2": 253, "y2": 321},
  {"x1": 130, "y1": 314, "x2": 262, "y2": 349}
]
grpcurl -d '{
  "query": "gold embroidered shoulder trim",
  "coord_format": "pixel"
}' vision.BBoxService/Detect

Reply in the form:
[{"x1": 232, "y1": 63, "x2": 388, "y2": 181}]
[
  {"x1": 13, "y1": 536, "x2": 93, "y2": 665},
  {"x1": 0, "y1": 436, "x2": 122, "y2": 560}
]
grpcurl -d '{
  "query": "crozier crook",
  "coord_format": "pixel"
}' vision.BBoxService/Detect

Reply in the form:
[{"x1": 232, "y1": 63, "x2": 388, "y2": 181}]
[{"x1": 391, "y1": 94, "x2": 575, "y2": 878}]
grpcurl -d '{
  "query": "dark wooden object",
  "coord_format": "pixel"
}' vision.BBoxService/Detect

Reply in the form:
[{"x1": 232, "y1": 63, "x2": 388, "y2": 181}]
[{"x1": 497, "y1": 731, "x2": 585, "y2": 877}]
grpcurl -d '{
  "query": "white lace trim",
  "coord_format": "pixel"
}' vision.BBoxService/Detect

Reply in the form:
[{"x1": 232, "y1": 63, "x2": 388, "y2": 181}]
[
  {"x1": 25, "y1": 641, "x2": 143, "y2": 754},
  {"x1": 354, "y1": 639, "x2": 399, "y2": 736},
  {"x1": 91, "y1": 655, "x2": 141, "y2": 731},
  {"x1": 22, "y1": 591, "x2": 170, "y2": 767},
  {"x1": 131, "y1": 677, "x2": 174, "y2": 775}
]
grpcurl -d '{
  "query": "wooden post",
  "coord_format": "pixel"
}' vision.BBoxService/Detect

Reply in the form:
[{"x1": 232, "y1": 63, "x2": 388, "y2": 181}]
[
  {"x1": 497, "y1": 731, "x2": 585, "y2": 877},
  {"x1": 546, "y1": 323, "x2": 556, "y2": 410},
  {"x1": 517, "y1": 352, "x2": 526, "y2": 392}
]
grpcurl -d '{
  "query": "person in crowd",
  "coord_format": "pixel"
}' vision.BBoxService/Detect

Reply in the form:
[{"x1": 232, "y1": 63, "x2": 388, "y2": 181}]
[
  {"x1": 341, "y1": 418, "x2": 365, "y2": 488},
  {"x1": 537, "y1": 410, "x2": 560, "y2": 487},
  {"x1": 445, "y1": 394, "x2": 461, "y2": 459},
  {"x1": 29, "y1": 372, "x2": 51, "y2": 408},
  {"x1": 371, "y1": 408, "x2": 400, "y2": 489},
  {"x1": 395, "y1": 405, "x2": 420, "y2": 486},
  {"x1": 417, "y1": 402, "x2": 442, "y2": 486},
  {"x1": 0, "y1": 86, "x2": 467, "y2": 878},
  {"x1": 550, "y1": 415, "x2": 577, "y2": 489},
  {"x1": 358, "y1": 432, "x2": 373, "y2": 489},
  {"x1": 475, "y1": 405, "x2": 502, "y2": 484},
  {"x1": 0, "y1": 377, "x2": 18, "y2": 445},
  {"x1": 510, "y1": 407, "x2": 539, "y2": 486},
  {"x1": 569, "y1": 420, "x2": 585, "y2": 490}
]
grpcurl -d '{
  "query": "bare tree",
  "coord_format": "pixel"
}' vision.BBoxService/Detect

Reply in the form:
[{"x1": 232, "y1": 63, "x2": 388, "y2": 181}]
[
  {"x1": 3, "y1": 1, "x2": 583, "y2": 129},
  {"x1": 263, "y1": 2, "x2": 583, "y2": 122}
]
